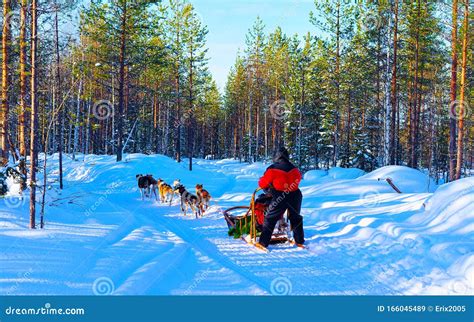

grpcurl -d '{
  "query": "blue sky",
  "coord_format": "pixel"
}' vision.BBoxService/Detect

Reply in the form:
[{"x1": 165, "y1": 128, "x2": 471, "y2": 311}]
[{"x1": 190, "y1": 0, "x2": 318, "y2": 90}]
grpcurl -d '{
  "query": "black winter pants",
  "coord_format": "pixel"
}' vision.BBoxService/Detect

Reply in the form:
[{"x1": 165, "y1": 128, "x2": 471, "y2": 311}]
[{"x1": 259, "y1": 189, "x2": 304, "y2": 247}]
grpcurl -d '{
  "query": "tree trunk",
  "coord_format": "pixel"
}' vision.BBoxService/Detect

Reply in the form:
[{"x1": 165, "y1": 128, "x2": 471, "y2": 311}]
[
  {"x1": 333, "y1": 0, "x2": 341, "y2": 167},
  {"x1": 72, "y1": 74, "x2": 82, "y2": 161},
  {"x1": 409, "y1": 0, "x2": 421, "y2": 168},
  {"x1": 449, "y1": 0, "x2": 459, "y2": 181},
  {"x1": 247, "y1": 78, "x2": 252, "y2": 162},
  {"x1": 455, "y1": 0, "x2": 469, "y2": 179},
  {"x1": 389, "y1": 0, "x2": 398, "y2": 165},
  {"x1": 116, "y1": 1, "x2": 127, "y2": 162},
  {"x1": 175, "y1": 23, "x2": 181, "y2": 163},
  {"x1": 384, "y1": 14, "x2": 391, "y2": 166},
  {"x1": 54, "y1": 4, "x2": 63, "y2": 188},
  {"x1": 29, "y1": 0, "x2": 38, "y2": 229},
  {"x1": 18, "y1": 0, "x2": 28, "y2": 182},
  {"x1": 264, "y1": 96, "x2": 268, "y2": 159},
  {"x1": 18, "y1": 0, "x2": 28, "y2": 160},
  {"x1": 84, "y1": 88, "x2": 91, "y2": 158},
  {"x1": 153, "y1": 91, "x2": 158, "y2": 153},
  {"x1": 188, "y1": 47, "x2": 193, "y2": 171},
  {"x1": 0, "y1": 0, "x2": 11, "y2": 165},
  {"x1": 376, "y1": 4, "x2": 384, "y2": 164}
]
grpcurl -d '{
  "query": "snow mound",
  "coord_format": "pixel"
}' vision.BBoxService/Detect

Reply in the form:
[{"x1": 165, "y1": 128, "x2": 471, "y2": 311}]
[
  {"x1": 424, "y1": 176, "x2": 474, "y2": 212},
  {"x1": 328, "y1": 167, "x2": 365, "y2": 179},
  {"x1": 303, "y1": 169, "x2": 327, "y2": 181},
  {"x1": 359, "y1": 165, "x2": 437, "y2": 193},
  {"x1": 416, "y1": 177, "x2": 474, "y2": 235},
  {"x1": 302, "y1": 179, "x2": 393, "y2": 197},
  {"x1": 300, "y1": 167, "x2": 364, "y2": 187}
]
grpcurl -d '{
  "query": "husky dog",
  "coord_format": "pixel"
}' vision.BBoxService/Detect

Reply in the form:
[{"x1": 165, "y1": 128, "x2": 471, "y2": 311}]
[
  {"x1": 136, "y1": 174, "x2": 150, "y2": 200},
  {"x1": 145, "y1": 174, "x2": 159, "y2": 201},
  {"x1": 175, "y1": 184, "x2": 201, "y2": 218},
  {"x1": 195, "y1": 184, "x2": 211, "y2": 213},
  {"x1": 173, "y1": 179, "x2": 181, "y2": 189},
  {"x1": 157, "y1": 179, "x2": 174, "y2": 205},
  {"x1": 136, "y1": 174, "x2": 158, "y2": 200},
  {"x1": 172, "y1": 179, "x2": 181, "y2": 202}
]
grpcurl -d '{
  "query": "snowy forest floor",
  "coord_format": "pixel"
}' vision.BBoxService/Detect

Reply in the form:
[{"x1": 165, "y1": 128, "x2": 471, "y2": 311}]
[{"x1": 0, "y1": 154, "x2": 472, "y2": 295}]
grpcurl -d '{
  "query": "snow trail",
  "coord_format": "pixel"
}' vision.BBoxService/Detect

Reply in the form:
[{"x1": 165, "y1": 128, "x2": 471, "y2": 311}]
[{"x1": 0, "y1": 154, "x2": 472, "y2": 295}]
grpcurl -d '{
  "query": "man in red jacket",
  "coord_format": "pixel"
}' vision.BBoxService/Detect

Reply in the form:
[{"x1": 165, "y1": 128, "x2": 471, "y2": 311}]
[{"x1": 257, "y1": 147, "x2": 305, "y2": 249}]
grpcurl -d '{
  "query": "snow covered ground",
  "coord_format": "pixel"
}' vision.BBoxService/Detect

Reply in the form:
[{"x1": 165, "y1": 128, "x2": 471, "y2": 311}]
[{"x1": 0, "y1": 154, "x2": 472, "y2": 295}]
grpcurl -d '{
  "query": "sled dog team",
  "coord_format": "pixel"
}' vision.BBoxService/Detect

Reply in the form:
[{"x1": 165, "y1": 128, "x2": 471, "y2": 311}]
[{"x1": 135, "y1": 174, "x2": 211, "y2": 218}]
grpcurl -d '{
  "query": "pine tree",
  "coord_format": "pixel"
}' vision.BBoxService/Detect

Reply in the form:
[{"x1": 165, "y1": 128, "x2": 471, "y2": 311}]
[
  {"x1": 311, "y1": 0, "x2": 355, "y2": 166},
  {"x1": 0, "y1": 0, "x2": 11, "y2": 165},
  {"x1": 29, "y1": 0, "x2": 38, "y2": 229},
  {"x1": 455, "y1": 0, "x2": 469, "y2": 179},
  {"x1": 18, "y1": 0, "x2": 28, "y2": 176},
  {"x1": 389, "y1": 0, "x2": 399, "y2": 165},
  {"x1": 182, "y1": 3, "x2": 208, "y2": 170},
  {"x1": 81, "y1": 0, "x2": 157, "y2": 162},
  {"x1": 448, "y1": 0, "x2": 459, "y2": 181}
]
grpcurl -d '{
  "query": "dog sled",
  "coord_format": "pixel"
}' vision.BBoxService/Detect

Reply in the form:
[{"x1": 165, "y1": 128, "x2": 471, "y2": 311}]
[{"x1": 223, "y1": 188, "x2": 291, "y2": 249}]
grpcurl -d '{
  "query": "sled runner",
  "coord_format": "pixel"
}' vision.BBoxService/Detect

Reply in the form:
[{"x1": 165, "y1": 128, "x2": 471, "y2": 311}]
[{"x1": 223, "y1": 188, "x2": 291, "y2": 247}]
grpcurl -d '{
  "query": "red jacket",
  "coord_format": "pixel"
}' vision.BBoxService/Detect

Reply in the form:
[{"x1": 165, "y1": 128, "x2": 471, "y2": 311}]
[{"x1": 258, "y1": 161, "x2": 302, "y2": 192}]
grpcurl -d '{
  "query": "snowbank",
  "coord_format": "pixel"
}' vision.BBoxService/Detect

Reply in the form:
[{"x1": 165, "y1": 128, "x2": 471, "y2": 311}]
[
  {"x1": 359, "y1": 165, "x2": 437, "y2": 193},
  {"x1": 303, "y1": 169, "x2": 327, "y2": 181},
  {"x1": 409, "y1": 177, "x2": 474, "y2": 235},
  {"x1": 301, "y1": 167, "x2": 364, "y2": 186},
  {"x1": 328, "y1": 167, "x2": 365, "y2": 179},
  {"x1": 301, "y1": 179, "x2": 395, "y2": 197},
  {"x1": 301, "y1": 166, "x2": 437, "y2": 196},
  {"x1": 424, "y1": 176, "x2": 474, "y2": 213}
]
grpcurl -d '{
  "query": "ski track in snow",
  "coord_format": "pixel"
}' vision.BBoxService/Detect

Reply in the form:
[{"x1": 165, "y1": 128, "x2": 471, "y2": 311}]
[{"x1": 0, "y1": 154, "x2": 472, "y2": 295}]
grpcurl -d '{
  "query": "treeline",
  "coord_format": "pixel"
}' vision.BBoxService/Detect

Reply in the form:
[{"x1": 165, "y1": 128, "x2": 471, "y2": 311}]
[
  {"x1": 0, "y1": 0, "x2": 472, "y2": 227},
  {"x1": 221, "y1": 0, "x2": 473, "y2": 181},
  {"x1": 0, "y1": 0, "x2": 219, "y2": 227}
]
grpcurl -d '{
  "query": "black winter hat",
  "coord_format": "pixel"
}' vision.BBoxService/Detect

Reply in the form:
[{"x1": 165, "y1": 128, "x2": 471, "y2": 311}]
[{"x1": 273, "y1": 147, "x2": 289, "y2": 162}]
